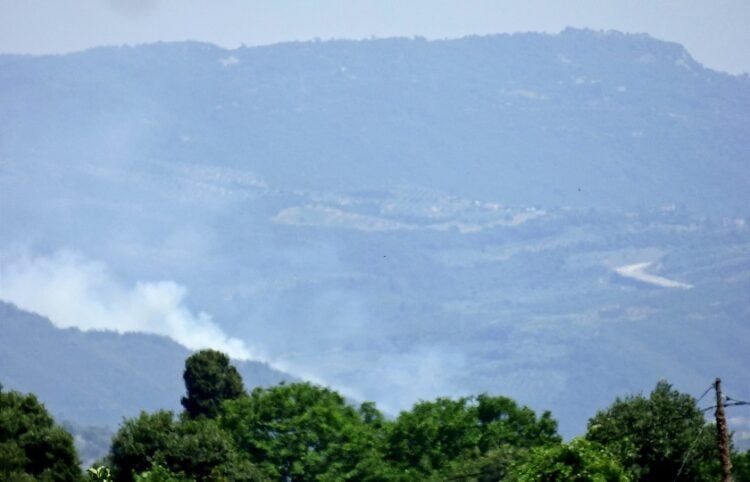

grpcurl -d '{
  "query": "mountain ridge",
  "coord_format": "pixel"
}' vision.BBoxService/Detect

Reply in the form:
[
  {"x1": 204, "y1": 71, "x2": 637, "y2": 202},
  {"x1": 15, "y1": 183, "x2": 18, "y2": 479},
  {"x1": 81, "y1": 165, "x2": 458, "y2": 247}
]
[{"x1": 2, "y1": 29, "x2": 747, "y2": 216}]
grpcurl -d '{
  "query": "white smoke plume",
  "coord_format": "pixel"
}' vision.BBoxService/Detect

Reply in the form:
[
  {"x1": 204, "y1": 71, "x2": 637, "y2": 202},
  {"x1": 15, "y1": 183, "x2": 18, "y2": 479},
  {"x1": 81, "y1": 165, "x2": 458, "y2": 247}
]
[{"x1": 0, "y1": 250, "x2": 254, "y2": 360}]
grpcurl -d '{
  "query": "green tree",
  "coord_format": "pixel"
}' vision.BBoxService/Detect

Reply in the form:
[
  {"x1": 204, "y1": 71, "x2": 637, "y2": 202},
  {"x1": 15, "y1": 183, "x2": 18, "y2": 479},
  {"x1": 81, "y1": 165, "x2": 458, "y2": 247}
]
[
  {"x1": 220, "y1": 382, "x2": 385, "y2": 481},
  {"x1": 0, "y1": 385, "x2": 82, "y2": 481},
  {"x1": 386, "y1": 395, "x2": 560, "y2": 478},
  {"x1": 441, "y1": 445, "x2": 529, "y2": 482},
  {"x1": 108, "y1": 411, "x2": 262, "y2": 482},
  {"x1": 162, "y1": 419, "x2": 264, "y2": 482},
  {"x1": 109, "y1": 411, "x2": 177, "y2": 482},
  {"x1": 586, "y1": 381, "x2": 719, "y2": 482},
  {"x1": 181, "y1": 350, "x2": 244, "y2": 420},
  {"x1": 733, "y1": 449, "x2": 750, "y2": 482},
  {"x1": 475, "y1": 393, "x2": 560, "y2": 451},
  {"x1": 386, "y1": 397, "x2": 480, "y2": 477},
  {"x1": 133, "y1": 464, "x2": 191, "y2": 482},
  {"x1": 510, "y1": 438, "x2": 630, "y2": 482}
]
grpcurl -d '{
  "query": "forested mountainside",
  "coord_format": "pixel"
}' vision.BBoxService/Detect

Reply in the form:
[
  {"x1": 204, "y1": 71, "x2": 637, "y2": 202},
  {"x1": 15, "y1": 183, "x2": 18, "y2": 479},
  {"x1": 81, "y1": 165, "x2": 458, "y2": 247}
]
[
  {"x1": 2, "y1": 29, "x2": 749, "y2": 215},
  {"x1": 0, "y1": 302, "x2": 293, "y2": 427},
  {"x1": 0, "y1": 29, "x2": 748, "y2": 439}
]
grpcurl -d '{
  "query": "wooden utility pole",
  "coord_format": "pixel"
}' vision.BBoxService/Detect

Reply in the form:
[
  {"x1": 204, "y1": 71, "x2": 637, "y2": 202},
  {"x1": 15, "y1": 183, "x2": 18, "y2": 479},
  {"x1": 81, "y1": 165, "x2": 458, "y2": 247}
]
[{"x1": 715, "y1": 377, "x2": 733, "y2": 482}]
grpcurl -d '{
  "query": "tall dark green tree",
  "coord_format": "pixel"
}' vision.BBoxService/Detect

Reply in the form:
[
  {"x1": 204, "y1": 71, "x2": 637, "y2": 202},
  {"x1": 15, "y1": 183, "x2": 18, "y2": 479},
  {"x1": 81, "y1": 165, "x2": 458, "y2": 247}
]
[
  {"x1": 586, "y1": 381, "x2": 719, "y2": 482},
  {"x1": 0, "y1": 384, "x2": 82, "y2": 481},
  {"x1": 181, "y1": 349, "x2": 244, "y2": 419}
]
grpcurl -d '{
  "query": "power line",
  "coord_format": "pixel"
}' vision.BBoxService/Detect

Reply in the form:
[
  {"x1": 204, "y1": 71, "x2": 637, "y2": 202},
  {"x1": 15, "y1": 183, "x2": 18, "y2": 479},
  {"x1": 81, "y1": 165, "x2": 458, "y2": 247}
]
[
  {"x1": 695, "y1": 383, "x2": 717, "y2": 414},
  {"x1": 672, "y1": 382, "x2": 715, "y2": 482},
  {"x1": 675, "y1": 380, "x2": 745, "y2": 482},
  {"x1": 673, "y1": 422, "x2": 709, "y2": 482},
  {"x1": 696, "y1": 383, "x2": 715, "y2": 405},
  {"x1": 700, "y1": 398, "x2": 750, "y2": 413},
  {"x1": 726, "y1": 396, "x2": 750, "y2": 406}
]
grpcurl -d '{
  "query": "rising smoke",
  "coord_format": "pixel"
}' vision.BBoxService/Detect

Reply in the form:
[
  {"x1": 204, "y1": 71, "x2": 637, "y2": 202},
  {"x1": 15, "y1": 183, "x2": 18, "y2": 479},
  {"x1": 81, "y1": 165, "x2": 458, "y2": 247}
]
[{"x1": 0, "y1": 249, "x2": 255, "y2": 360}]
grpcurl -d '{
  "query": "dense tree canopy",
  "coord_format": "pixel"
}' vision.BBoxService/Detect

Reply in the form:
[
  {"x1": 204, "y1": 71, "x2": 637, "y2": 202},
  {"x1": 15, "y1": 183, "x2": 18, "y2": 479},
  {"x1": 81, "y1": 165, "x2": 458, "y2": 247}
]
[
  {"x1": 0, "y1": 384, "x2": 81, "y2": 481},
  {"x1": 108, "y1": 411, "x2": 263, "y2": 482},
  {"x1": 181, "y1": 350, "x2": 245, "y2": 419},
  {"x1": 511, "y1": 438, "x2": 630, "y2": 482},
  {"x1": 220, "y1": 382, "x2": 385, "y2": 481},
  {"x1": 586, "y1": 381, "x2": 719, "y2": 482},
  {"x1": 111, "y1": 380, "x2": 564, "y2": 481},
  {"x1": 108, "y1": 411, "x2": 177, "y2": 482},
  {"x1": 386, "y1": 394, "x2": 560, "y2": 478},
  {"x1": 734, "y1": 449, "x2": 750, "y2": 482},
  {"x1": 7, "y1": 349, "x2": 746, "y2": 482}
]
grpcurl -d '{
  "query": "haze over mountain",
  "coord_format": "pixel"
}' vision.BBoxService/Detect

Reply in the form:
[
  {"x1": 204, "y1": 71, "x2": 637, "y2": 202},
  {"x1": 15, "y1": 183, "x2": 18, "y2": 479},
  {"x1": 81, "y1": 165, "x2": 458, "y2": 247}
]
[
  {"x1": 1, "y1": 29, "x2": 749, "y2": 438},
  {"x1": 0, "y1": 301, "x2": 292, "y2": 427},
  {"x1": 0, "y1": 301, "x2": 294, "y2": 465}
]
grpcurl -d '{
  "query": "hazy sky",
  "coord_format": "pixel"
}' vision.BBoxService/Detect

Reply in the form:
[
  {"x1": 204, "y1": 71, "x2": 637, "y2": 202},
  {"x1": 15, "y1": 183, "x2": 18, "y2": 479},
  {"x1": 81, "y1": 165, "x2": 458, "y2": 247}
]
[{"x1": 0, "y1": 0, "x2": 749, "y2": 74}]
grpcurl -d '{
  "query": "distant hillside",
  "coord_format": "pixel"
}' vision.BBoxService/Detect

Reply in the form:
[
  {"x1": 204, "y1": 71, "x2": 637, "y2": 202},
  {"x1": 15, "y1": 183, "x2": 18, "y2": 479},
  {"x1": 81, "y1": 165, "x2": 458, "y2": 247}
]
[
  {"x1": 0, "y1": 301, "x2": 294, "y2": 427},
  {"x1": 1, "y1": 29, "x2": 748, "y2": 220},
  {"x1": 0, "y1": 30, "x2": 748, "y2": 440}
]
